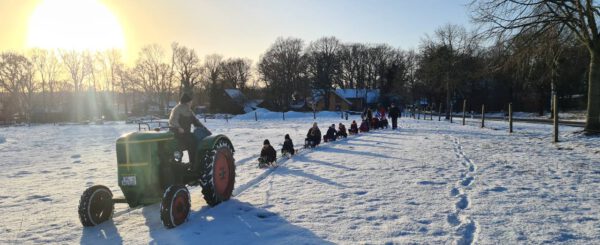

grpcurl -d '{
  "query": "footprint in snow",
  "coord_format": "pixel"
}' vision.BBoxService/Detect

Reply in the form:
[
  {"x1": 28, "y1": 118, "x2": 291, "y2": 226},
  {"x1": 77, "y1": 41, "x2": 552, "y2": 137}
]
[
  {"x1": 456, "y1": 195, "x2": 469, "y2": 210},
  {"x1": 354, "y1": 191, "x2": 368, "y2": 196},
  {"x1": 27, "y1": 195, "x2": 52, "y2": 202},
  {"x1": 418, "y1": 180, "x2": 447, "y2": 186},
  {"x1": 71, "y1": 154, "x2": 81, "y2": 159},
  {"x1": 450, "y1": 187, "x2": 461, "y2": 196},
  {"x1": 461, "y1": 177, "x2": 474, "y2": 186},
  {"x1": 417, "y1": 219, "x2": 432, "y2": 225},
  {"x1": 12, "y1": 171, "x2": 33, "y2": 177},
  {"x1": 489, "y1": 186, "x2": 508, "y2": 192},
  {"x1": 447, "y1": 213, "x2": 460, "y2": 226}
]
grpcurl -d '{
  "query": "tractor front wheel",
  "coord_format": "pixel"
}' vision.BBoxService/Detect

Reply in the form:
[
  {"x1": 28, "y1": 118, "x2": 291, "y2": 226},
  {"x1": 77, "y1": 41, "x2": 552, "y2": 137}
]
[
  {"x1": 201, "y1": 139, "x2": 235, "y2": 206},
  {"x1": 160, "y1": 185, "x2": 191, "y2": 228},
  {"x1": 78, "y1": 185, "x2": 114, "y2": 227}
]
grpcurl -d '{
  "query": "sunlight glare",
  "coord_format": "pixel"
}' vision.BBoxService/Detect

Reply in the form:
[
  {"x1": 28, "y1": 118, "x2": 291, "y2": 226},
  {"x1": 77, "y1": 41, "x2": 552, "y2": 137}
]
[{"x1": 27, "y1": 0, "x2": 125, "y2": 51}]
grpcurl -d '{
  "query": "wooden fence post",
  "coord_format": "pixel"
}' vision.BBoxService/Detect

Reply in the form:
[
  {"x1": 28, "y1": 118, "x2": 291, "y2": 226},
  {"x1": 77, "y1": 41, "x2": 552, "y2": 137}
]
[
  {"x1": 255, "y1": 111, "x2": 258, "y2": 121},
  {"x1": 417, "y1": 108, "x2": 420, "y2": 120},
  {"x1": 450, "y1": 103, "x2": 453, "y2": 123},
  {"x1": 429, "y1": 107, "x2": 433, "y2": 120},
  {"x1": 481, "y1": 104, "x2": 485, "y2": 128},
  {"x1": 509, "y1": 103, "x2": 513, "y2": 133},
  {"x1": 553, "y1": 95, "x2": 559, "y2": 143},
  {"x1": 438, "y1": 104, "x2": 442, "y2": 121},
  {"x1": 462, "y1": 99, "x2": 466, "y2": 125}
]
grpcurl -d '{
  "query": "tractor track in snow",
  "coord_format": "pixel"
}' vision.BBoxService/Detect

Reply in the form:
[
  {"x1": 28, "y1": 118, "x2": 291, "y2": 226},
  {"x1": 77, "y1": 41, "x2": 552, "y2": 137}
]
[{"x1": 449, "y1": 137, "x2": 479, "y2": 245}]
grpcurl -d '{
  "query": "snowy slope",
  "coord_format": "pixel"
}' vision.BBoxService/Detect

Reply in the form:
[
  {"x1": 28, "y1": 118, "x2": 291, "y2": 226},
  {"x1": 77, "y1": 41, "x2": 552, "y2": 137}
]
[{"x1": 0, "y1": 112, "x2": 598, "y2": 244}]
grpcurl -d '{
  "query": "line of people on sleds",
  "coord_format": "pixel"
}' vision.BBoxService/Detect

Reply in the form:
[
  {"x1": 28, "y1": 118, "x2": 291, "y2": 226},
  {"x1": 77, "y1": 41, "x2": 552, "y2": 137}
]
[
  {"x1": 258, "y1": 104, "x2": 402, "y2": 168},
  {"x1": 258, "y1": 122, "x2": 349, "y2": 168}
]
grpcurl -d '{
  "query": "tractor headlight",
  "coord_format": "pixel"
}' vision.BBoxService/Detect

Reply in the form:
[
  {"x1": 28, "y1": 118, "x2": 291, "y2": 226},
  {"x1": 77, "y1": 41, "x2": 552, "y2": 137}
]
[{"x1": 174, "y1": 151, "x2": 183, "y2": 161}]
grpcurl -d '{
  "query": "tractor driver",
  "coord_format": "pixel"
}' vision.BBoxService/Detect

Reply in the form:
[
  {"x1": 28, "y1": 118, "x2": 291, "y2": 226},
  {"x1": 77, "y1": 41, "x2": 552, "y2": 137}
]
[{"x1": 169, "y1": 93, "x2": 202, "y2": 164}]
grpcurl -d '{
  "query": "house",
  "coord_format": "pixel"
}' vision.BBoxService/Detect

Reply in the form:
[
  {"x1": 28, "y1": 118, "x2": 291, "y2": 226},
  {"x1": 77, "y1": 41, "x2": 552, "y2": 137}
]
[
  {"x1": 335, "y1": 89, "x2": 380, "y2": 111},
  {"x1": 220, "y1": 89, "x2": 262, "y2": 114},
  {"x1": 308, "y1": 89, "x2": 353, "y2": 111}
]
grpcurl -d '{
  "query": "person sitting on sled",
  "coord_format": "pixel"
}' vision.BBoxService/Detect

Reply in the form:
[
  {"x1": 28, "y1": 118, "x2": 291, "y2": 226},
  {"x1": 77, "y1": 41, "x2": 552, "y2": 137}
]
[
  {"x1": 359, "y1": 119, "x2": 369, "y2": 132},
  {"x1": 349, "y1": 120, "x2": 359, "y2": 135},
  {"x1": 371, "y1": 117, "x2": 380, "y2": 130},
  {"x1": 259, "y1": 139, "x2": 277, "y2": 168},
  {"x1": 324, "y1": 124, "x2": 337, "y2": 142},
  {"x1": 305, "y1": 122, "x2": 322, "y2": 148},
  {"x1": 281, "y1": 134, "x2": 295, "y2": 156},
  {"x1": 338, "y1": 123, "x2": 348, "y2": 138}
]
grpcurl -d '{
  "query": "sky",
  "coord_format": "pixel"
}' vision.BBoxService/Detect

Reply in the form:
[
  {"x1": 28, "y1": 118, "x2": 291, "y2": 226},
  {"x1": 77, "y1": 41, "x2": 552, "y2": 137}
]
[{"x1": 0, "y1": 0, "x2": 473, "y2": 63}]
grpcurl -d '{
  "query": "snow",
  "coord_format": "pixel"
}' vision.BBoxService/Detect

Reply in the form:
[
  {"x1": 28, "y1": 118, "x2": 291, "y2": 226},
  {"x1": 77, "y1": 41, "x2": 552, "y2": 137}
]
[
  {"x1": 0, "y1": 135, "x2": 5, "y2": 144},
  {"x1": 0, "y1": 112, "x2": 599, "y2": 244}
]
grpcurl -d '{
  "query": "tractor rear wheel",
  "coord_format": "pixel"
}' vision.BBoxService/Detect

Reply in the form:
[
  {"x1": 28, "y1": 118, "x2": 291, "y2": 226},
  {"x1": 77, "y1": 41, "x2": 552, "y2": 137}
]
[
  {"x1": 160, "y1": 185, "x2": 191, "y2": 228},
  {"x1": 78, "y1": 185, "x2": 114, "y2": 227},
  {"x1": 201, "y1": 139, "x2": 235, "y2": 206}
]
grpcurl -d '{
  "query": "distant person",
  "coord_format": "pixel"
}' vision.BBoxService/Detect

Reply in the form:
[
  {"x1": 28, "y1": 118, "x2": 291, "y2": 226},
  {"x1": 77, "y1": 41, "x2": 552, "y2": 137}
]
[
  {"x1": 338, "y1": 123, "x2": 348, "y2": 138},
  {"x1": 359, "y1": 119, "x2": 369, "y2": 132},
  {"x1": 169, "y1": 93, "x2": 202, "y2": 164},
  {"x1": 305, "y1": 122, "x2": 322, "y2": 148},
  {"x1": 324, "y1": 124, "x2": 337, "y2": 142},
  {"x1": 389, "y1": 103, "x2": 400, "y2": 130},
  {"x1": 281, "y1": 134, "x2": 295, "y2": 156},
  {"x1": 378, "y1": 106, "x2": 388, "y2": 129},
  {"x1": 349, "y1": 120, "x2": 359, "y2": 135},
  {"x1": 379, "y1": 117, "x2": 389, "y2": 129},
  {"x1": 371, "y1": 117, "x2": 380, "y2": 130},
  {"x1": 366, "y1": 108, "x2": 373, "y2": 128},
  {"x1": 259, "y1": 139, "x2": 277, "y2": 168}
]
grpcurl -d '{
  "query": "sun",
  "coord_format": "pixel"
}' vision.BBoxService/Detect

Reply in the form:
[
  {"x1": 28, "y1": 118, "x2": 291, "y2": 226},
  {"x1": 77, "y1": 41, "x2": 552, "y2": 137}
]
[{"x1": 27, "y1": 0, "x2": 125, "y2": 51}]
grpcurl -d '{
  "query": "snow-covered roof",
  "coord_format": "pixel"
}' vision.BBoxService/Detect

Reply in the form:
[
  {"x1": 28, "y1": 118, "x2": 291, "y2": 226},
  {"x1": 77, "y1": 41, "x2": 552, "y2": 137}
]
[
  {"x1": 224, "y1": 89, "x2": 246, "y2": 101},
  {"x1": 243, "y1": 99, "x2": 263, "y2": 113},
  {"x1": 310, "y1": 89, "x2": 353, "y2": 105},
  {"x1": 224, "y1": 89, "x2": 258, "y2": 113},
  {"x1": 335, "y1": 89, "x2": 380, "y2": 104}
]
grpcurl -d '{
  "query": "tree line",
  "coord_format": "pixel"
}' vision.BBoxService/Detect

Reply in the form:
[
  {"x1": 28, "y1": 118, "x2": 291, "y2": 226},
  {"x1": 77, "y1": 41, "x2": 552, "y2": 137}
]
[
  {"x1": 0, "y1": 43, "x2": 253, "y2": 122},
  {"x1": 0, "y1": 32, "x2": 589, "y2": 123},
  {"x1": 0, "y1": 0, "x2": 598, "y2": 133}
]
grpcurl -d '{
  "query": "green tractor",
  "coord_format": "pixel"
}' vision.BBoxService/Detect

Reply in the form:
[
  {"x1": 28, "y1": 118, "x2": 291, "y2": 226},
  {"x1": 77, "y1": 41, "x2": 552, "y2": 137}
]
[{"x1": 78, "y1": 123, "x2": 236, "y2": 228}]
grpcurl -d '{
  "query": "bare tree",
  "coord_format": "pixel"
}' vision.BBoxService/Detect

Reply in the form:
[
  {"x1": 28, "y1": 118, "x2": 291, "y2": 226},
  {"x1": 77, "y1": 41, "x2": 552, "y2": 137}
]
[
  {"x1": 172, "y1": 42, "x2": 202, "y2": 97},
  {"x1": 220, "y1": 58, "x2": 252, "y2": 90},
  {"x1": 203, "y1": 54, "x2": 223, "y2": 112},
  {"x1": 59, "y1": 49, "x2": 89, "y2": 93},
  {"x1": 29, "y1": 48, "x2": 61, "y2": 113},
  {"x1": 131, "y1": 44, "x2": 174, "y2": 114},
  {"x1": 97, "y1": 49, "x2": 124, "y2": 115},
  {"x1": 258, "y1": 37, "x2": 308, "y2": 110},
  {"x1": 306, "y1": 36, "x2": 343, "y2": 109},
  {"x1": 471, "y1": 0, "x2": 600, "y2": 132},
  {"x1": 340, "y1": 43, "x2": 368, "y2": 89},
  {"x1": 422, "y1": 24, "x2": 478, "y2": 118},
  {"x1": 0, "y1": 52, "x2": 35, "y2": 121}
]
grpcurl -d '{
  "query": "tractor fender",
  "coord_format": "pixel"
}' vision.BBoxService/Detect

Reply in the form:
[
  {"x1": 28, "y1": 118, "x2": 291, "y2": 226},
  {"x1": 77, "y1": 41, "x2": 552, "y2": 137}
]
[{"x1": 196, "y1": 134, "x2": 235, "y2": 156}]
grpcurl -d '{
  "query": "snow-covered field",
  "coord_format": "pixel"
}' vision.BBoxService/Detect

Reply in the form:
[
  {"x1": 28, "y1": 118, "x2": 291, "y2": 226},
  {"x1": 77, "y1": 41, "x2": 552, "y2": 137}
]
[{"x1": 0, "y1": 111, "x2": 599, "y2": 244}]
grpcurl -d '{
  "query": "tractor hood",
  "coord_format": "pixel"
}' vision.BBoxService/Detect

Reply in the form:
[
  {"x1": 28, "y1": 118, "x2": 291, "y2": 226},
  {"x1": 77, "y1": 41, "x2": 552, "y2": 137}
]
[{"x1": 117, "y1": 131, "x2": 175, "y2": 144}]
